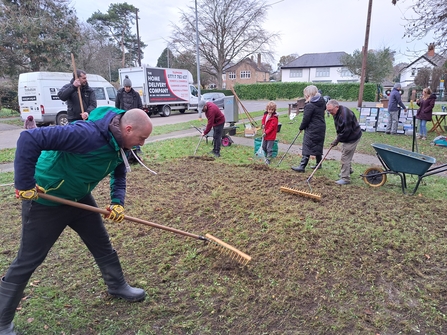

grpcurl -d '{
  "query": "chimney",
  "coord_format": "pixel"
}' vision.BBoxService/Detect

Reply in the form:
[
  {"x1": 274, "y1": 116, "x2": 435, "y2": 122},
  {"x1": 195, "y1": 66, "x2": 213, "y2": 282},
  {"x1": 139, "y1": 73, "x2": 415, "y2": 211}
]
[
  {"x1": 257, "y1": 53, "x2": 261, "y2": 67},
  {"x1": 428, "y1": 43, "x2": 435, "y2": 57}
]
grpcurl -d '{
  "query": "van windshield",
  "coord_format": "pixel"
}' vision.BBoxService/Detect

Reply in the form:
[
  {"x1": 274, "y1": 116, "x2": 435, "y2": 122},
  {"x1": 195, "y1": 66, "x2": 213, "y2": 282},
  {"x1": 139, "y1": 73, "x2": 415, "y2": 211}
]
[
  {"x1": 106, "y1": 87, "x2": 116, "y2": 101},
  {"x1": 92, "y1": 87, "x2": 106, "y2": 100}
]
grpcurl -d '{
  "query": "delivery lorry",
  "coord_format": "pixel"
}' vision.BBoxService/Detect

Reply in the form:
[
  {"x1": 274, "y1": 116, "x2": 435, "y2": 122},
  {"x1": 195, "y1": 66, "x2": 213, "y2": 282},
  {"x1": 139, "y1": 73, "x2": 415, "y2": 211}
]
[
  {"x1": 18, "y1": 71, "x2": 117, "y2": 126},
  {"x1": 118, "y1": 66, "x2": 199, "y2": 117}
]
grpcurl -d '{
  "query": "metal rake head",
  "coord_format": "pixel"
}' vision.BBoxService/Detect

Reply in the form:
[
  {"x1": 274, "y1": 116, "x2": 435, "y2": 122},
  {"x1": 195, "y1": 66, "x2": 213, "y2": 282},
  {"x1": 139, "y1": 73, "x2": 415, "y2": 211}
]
[
  {"x1": 280, "y1": 186, "x2": 322, "y2": 201},
  {"x1": 205, "y1": 233, "x2": 252, "y2": 265}
]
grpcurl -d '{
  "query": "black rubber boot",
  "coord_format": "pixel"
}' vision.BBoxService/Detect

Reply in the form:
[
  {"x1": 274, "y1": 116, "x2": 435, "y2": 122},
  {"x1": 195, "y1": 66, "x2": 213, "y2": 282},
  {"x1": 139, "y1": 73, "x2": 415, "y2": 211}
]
[
  {"x1": 310, "y1": 155, "x2": 322, "y2": 169},
  {"x1": 0, "y1": 277, "x2": 28, "y2": 335},
  {"x1": 291, "y1": 155, "x2": 309, "y2": 173},
  {"x1": 95, "y1": 250, "x2": 146, "y2": 302}
]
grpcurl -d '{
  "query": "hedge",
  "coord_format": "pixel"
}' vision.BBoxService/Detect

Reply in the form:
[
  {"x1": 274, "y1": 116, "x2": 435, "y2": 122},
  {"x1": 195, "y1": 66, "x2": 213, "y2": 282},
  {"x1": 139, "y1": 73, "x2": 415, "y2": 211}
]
[{"x1": 231, "y1": 82, "x2": 376, "y2": 101}]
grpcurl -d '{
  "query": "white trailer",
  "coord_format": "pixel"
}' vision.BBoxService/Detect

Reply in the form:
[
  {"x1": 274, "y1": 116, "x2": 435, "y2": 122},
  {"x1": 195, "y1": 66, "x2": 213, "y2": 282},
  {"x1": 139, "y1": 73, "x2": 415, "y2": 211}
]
[
  {"x1": 118, "y1": 66, "x2": 199, "y2": 117},
  {"x1": 18, "y1": 71, "x2": 116, "y2": 126}
]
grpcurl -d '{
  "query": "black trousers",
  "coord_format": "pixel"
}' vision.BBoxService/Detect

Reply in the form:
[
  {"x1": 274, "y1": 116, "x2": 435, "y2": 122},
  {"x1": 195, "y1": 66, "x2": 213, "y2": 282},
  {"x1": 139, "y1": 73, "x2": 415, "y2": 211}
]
[
  {"x1": 212, "y1": 123, "x2": 225, "y2": 154},
  {"x1": 5, "y1": 193, "x2": 114, "y2": 284}
]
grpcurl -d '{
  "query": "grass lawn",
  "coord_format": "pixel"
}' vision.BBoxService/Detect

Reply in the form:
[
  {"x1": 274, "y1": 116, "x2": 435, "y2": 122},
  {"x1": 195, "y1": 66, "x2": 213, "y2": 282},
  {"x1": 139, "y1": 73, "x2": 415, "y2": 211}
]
[{"x1": 1, "y1": 104, "x2": 447, "y2": 334}]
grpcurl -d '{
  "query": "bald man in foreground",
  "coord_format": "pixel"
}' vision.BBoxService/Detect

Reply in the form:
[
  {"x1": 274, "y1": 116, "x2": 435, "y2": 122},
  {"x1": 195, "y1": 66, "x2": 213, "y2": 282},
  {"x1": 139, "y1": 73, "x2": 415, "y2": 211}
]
[{"x1": 0, "y1": 107, "x2": 153, "y2": 335}]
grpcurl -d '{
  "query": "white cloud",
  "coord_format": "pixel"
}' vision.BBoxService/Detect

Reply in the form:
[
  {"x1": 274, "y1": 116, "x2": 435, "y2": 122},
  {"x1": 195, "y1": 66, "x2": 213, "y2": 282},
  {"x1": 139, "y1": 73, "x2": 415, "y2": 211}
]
[{"x1": 71, "y1": 0, "x2": 434, "y2": 68}]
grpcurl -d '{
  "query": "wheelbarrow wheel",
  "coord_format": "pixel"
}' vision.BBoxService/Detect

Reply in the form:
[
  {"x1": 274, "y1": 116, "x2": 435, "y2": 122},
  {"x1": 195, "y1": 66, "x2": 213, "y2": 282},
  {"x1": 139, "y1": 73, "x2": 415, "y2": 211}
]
[
  {"x1": 362, "y1": 167, "x2": 387, "y2": 187},
  {"x1": 221, "y1": 135, "x2": 231, "y2": 147}
]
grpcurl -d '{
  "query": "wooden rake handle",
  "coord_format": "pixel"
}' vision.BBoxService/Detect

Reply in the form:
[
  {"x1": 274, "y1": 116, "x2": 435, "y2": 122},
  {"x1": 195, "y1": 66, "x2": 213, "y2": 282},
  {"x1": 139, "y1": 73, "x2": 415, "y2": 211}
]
[
  {"x1": 38, "y1": 193, "x2": 204, "y2": 240},
  {"x1": 306, "y1": 145, "x2": 334, "y2": 182},
  {"x1": 71, "y1": 53, "x2": 85, "y2": 116}
]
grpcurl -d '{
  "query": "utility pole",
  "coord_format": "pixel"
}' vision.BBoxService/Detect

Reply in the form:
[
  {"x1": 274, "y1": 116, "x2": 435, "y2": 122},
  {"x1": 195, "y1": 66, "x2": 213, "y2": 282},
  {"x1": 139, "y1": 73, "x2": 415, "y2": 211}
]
[
  {"x1": 358, "y1": 0, "x2": 373, "y2": 108},
  {"x1": 194, "y1": 0, "x2": 202, "y2": 118},
  {"x1": 136, "y1": 9, "x2": 141, "y2": 66}
]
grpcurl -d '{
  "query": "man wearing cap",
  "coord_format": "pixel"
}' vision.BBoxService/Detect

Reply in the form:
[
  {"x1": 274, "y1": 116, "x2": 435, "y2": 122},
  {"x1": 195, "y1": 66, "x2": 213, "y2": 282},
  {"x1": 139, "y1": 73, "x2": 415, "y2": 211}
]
[
  {"x1": 115, "y1": 75, "x2": 143, "y2": 112},
  {"x1": 115, "y1": 75, "x2": 144, "y2": 161},
  {"x1": 198, "y1": 99, "x2": 225, "y2": 158},
  {"x1": 386, "y1": 83, "x2": 407, "y2": 135}
]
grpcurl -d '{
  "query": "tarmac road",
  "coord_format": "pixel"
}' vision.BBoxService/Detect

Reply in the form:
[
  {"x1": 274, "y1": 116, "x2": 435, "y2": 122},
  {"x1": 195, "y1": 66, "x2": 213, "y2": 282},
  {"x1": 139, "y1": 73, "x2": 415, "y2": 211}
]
[
  {"x1": 0, "y1": 100, "x2": 380, "y2": 173},
  {"x1": 0, "y1": 100, "x2": 295, "y2": 150}
]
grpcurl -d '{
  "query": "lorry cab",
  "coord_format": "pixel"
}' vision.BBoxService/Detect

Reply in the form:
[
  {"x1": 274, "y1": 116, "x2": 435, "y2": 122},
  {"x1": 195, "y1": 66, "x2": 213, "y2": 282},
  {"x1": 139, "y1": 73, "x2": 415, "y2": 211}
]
[{"x1": 18, "y1": 72, "x2": 116, "y2": 126}]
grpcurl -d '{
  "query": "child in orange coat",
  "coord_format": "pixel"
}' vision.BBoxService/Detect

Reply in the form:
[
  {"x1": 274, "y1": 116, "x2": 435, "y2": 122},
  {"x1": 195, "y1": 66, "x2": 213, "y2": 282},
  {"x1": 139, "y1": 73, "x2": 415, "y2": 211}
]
[{"x1": 261, "y1": 101, "x2": 279, "y2": 165}]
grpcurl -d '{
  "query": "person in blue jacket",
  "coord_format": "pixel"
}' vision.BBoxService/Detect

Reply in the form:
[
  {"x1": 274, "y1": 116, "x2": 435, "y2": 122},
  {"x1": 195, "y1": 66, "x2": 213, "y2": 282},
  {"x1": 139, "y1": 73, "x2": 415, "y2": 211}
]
[{"x1": 0, "y1": 107, "x2": 153, "y2": 335}]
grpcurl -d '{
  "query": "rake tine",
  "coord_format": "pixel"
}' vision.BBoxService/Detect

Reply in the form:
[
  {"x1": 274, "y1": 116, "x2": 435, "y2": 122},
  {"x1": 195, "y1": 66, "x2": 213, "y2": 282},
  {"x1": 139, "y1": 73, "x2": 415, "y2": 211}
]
[
  {"x1": 280, "y1": 186, "x2": 322, "y2": 201},
  {"x1": 205, "y1": 233, "x2": 252, "y2": 265},
  {"x1": 277, "y1": 130, "x2": 302, "y2": 166}
]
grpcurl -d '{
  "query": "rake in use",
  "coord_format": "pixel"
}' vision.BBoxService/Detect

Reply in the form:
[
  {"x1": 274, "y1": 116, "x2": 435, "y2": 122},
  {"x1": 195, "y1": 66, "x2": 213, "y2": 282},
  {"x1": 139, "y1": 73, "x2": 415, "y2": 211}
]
[
  {"x1": 277, "y1": 130, "x2": 302, "y2": 166},
  {"x1": 280, "y1": 145, "x2": 335, "y2": 201},
  {"x1": 280, "y1": 186, "x2": 321, "y2": 201},
  {"x1": 38, "y1": 193, "x2": 252, "y2": 265}
]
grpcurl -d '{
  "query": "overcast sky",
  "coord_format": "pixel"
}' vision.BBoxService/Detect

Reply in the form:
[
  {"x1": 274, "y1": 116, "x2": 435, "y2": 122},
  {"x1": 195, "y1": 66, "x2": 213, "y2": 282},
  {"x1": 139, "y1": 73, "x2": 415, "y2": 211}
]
[{"x1": 72, "y1": 0, "x2": 433, "y2": 69}]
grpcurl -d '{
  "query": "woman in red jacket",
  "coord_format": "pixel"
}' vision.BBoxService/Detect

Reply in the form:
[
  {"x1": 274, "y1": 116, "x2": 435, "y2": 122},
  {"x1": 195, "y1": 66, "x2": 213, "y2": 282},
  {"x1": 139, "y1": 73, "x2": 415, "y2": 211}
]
[{"x1": 261, "y1": 101, "x2": 279, "y2": 165}]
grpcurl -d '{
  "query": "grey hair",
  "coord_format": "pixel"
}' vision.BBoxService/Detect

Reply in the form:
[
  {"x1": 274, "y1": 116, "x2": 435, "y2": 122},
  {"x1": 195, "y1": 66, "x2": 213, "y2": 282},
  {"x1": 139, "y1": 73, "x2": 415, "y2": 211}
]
[
  {"x1": 393, "y1": 83, "x2": 401, "y2": 89},
  {"x1": 303, "y1": 85, "x2": 319, "y2": 98},
  {"x1": 327, "y1": 99, "x2": 340, "y2": 107}
]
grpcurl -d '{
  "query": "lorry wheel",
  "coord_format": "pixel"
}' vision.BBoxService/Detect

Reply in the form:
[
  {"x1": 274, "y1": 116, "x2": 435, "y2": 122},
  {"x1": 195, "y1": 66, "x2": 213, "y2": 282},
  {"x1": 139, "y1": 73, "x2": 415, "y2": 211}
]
[
  {"x1": 160, "y1": 105, "x2": 171, "y2": 117},
  {"x1": 56, "y1": 113, "x2": 68, "y2": 126},
  {"x1": 179, "y1": 109, "x2": 186, "y2": 114}
]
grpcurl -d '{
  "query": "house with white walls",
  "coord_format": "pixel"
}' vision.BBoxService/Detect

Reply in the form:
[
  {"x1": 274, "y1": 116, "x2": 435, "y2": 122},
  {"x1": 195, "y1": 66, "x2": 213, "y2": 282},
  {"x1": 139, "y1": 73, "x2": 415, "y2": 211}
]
[
  {"x1": 400, "y1": 43, "x2": 446, "y2": 88},
  {"x1": 280, "y1": 52, "x2": 359, "y2": 83}
]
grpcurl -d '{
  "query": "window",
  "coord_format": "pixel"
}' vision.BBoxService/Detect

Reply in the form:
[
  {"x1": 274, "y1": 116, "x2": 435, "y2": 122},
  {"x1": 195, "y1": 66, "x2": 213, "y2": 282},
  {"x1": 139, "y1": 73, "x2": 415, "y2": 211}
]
[
  {"x1": 316, "y1": 67, "x2": 330, "y2": 77},
  {"x1": 340, "y1": 68, "x2": 352, "y2": 77},
  {"x1": 92, "y1": 87, "x2": 106, "y2": 100},
  {"x1": 290, "y1": 69, "x2": 302, "y2": 78},
  {"x1": 240, "y1": 71, "x2": 251, "y2": 79},
  {"x1": 106, "y1": 87, "x2": 116, "y2": 101},
  {"x1": 190, "y1": 85, "x2": 198, "y2": 97},
  {"x1": 411, "y1": 68, "x2": 422, "y2": 76},
  {"x1": 228, "y1": 72, "x2": 236, "y2": 80}
]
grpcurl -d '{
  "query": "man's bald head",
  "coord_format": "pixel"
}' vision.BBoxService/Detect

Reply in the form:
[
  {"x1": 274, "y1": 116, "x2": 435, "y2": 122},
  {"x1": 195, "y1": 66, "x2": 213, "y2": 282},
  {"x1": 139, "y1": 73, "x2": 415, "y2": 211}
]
[{"x1": 120, "y1": 109, "x2": 153, "y2": 149}]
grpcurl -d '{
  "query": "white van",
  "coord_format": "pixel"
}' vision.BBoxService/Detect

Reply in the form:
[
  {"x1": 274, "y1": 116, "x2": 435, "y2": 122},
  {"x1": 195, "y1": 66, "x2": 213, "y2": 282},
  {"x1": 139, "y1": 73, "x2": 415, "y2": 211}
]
[{"x1": 18, "y1": 72, "x2": 117, "y2": 126}]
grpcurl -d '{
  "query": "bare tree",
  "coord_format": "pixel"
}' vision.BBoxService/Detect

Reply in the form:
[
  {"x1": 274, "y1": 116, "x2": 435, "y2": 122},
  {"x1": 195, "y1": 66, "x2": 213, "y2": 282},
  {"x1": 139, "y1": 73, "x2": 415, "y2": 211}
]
[
  {"x1": 171, "y1": 0, "x2": 279, "y2": 89},
  {"x1": 74, "y1": 23, "x2": 122, "y2": 82},
  {"x1": 277, "y1": 54, "x2": 298, "y2": 70},
  {"x1": 426, "y1": 67, "x2": 446, "y2": 92},
  {"x1": 414, "y1": 67, "x2": 431, "y2": 88},
  {"x1": 393, "y1": 0, "x2": 447, "y2": 53}
]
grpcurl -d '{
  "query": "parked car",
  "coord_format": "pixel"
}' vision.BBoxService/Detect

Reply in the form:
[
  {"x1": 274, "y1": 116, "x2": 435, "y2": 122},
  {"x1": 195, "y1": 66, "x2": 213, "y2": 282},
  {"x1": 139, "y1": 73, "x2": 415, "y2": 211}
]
[{"x1": 201, "y1": 92, "x2": 225, "y2": 109}]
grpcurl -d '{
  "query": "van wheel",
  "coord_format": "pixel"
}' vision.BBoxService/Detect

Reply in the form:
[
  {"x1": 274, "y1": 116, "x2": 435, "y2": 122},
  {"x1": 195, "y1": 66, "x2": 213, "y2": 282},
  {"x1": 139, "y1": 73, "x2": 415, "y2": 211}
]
[
  {"x1": 160, "y1": 105, "x2": 171, "y2": 117},
  {"x1": 56, "y1": 113, "x2": 68, "y2": 126}
]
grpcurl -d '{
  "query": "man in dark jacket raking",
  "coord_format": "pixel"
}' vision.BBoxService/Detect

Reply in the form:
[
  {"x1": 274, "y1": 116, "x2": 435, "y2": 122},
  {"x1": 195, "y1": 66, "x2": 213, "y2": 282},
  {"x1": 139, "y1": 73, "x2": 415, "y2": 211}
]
[
  {"x1": 326, "y1": 99, "x2": 362, "y2": 185},
  {"x1": 58, "y1": 69, "x2": 97, "y2": 123},
  {"x1": 0, "y1": 107, "x2": 152, "y2": 335}
]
